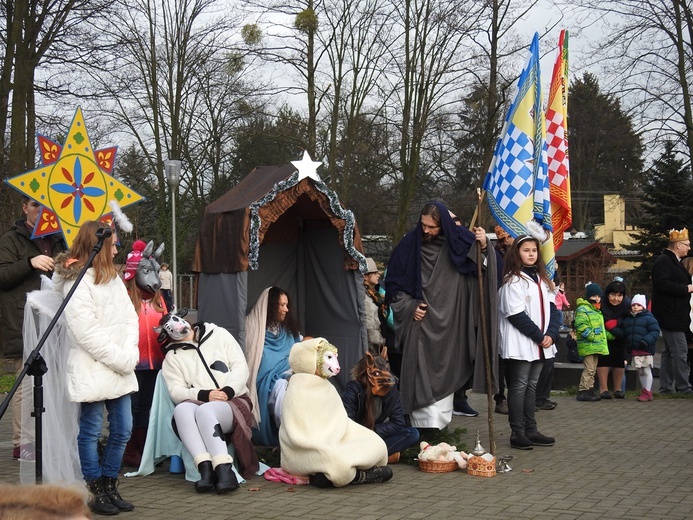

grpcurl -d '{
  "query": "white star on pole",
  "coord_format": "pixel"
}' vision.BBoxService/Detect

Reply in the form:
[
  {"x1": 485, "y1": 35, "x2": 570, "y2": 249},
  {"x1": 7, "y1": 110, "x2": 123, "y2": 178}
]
[{"x1": 292, "y1": 150, "x2": 322, "y2": 181}]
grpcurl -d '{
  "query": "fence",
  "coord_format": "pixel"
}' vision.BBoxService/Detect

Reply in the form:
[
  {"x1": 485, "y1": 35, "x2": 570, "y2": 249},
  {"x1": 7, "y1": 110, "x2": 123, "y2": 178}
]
[{"x1": 177, "y1": 274, "x2": 196, "y2": 310}]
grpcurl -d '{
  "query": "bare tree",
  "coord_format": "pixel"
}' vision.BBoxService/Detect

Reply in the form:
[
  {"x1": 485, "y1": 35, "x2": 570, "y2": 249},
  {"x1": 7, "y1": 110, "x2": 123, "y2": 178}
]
[
  {"x1": 87, "y1": 0, "x2": 263, "y2": 267},
  {"x1": 0, "y1": 0, "x2": 115, "y2": 178},
  {"x1": 381, "y1": 0, "x2": 485, "y2": 239},
  {"x1": 318, "y1": 0, "x2": 394, "y2": 201},
  {"x1": 240, "y1": 0, "x2": 321, "y2": 154},
  {"x1": 570, "y1": 0, "x2": 693, "y2": 171}
]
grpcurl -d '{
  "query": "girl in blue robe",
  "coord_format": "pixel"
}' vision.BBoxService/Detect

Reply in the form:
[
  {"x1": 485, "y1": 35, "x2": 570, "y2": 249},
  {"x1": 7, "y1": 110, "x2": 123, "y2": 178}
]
[{"x1": 245, "y1": 287, "x2": 301, "y2": 446}]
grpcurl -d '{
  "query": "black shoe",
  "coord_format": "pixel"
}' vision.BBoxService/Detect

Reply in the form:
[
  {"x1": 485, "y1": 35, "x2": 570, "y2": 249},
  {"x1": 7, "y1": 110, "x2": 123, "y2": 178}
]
[
  {"x1": 509, "y1": 432, "x2": 534, "y2": 450},
  {"x1": 600, "y1": 391, "x2": 612, "y2": 399},
  {"x1": 102, "y1": 476, "x2": 134, "y2": 511},
  {"x1": 452, "y1": 397, "x2": 479, "y2": 417},
  {"x1": 309, "y1": 472, "x2": 335, "y2": 488},
  {"x1": 351, "y1": 466, "x2": 393, "y2": 484},
  {"x1": 214, "y1": 463, "x2": 239, "y2": 494},
  {"x1": 613, "y1": 390, "x2": 625, "y2": 399},
  {"x1": 86, "y1": 478, "x2": 120, "y2": 516},
  {"x1": 536, "y1": 400, "x2": 557, "y2": 410},
  {"x1": 195, "y1": 461, "x2": 215, "y2": 493},
  {"x1": 576, "y1": 390, "x2": 600, "y2": 402},
  {"x1": 525, "y1": 431, "x2": 555, "y2": 446}
]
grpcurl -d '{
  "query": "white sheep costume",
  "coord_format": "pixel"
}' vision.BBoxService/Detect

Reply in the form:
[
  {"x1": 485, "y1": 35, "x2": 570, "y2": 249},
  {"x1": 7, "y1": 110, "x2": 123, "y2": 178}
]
[{"x1": 279, "y1": 338, "x2": 388, "y2": 487}]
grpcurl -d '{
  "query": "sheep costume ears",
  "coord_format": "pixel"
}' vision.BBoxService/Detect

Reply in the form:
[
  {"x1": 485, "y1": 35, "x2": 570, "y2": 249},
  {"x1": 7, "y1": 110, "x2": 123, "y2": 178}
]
[{"x1": 288, "y1": 337, "x2": 340, "y2": 379}]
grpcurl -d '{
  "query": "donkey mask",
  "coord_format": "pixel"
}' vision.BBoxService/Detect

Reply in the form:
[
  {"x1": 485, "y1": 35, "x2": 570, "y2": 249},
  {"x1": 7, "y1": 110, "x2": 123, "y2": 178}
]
[{"x1": 135, "y1": 241, "x2": 165, "y2": 293}]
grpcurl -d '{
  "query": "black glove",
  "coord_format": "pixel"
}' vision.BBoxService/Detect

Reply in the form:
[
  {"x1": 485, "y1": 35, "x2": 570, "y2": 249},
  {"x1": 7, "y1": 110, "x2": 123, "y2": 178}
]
[{"x1": 638, "y1": 340, "x2": 648, "y2": 350}]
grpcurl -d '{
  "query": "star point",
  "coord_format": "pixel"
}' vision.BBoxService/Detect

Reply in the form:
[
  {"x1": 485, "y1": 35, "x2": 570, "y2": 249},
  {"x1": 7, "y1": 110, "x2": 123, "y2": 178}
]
[
  {"x1": 5, "y1": 107, "x2": 144, "y2": 246},
  {"x1": 291, "y1": 151, "x2": 322, "y2": 182}
]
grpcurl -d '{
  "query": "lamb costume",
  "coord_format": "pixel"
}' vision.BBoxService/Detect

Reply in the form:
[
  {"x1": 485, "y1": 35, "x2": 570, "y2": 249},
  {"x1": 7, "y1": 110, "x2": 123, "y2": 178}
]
[{"x1": 279, "y1": 338, "x2": 388, "y2": 487}]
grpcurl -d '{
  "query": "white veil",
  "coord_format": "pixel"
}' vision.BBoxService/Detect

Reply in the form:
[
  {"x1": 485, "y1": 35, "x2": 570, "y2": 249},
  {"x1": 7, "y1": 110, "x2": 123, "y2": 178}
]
[{"x1": 20, "y1": 275, "x2": 81, "y2": 484}]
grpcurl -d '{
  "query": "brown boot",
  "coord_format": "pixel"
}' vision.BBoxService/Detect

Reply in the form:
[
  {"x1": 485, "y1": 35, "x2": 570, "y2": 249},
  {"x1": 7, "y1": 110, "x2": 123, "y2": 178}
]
[
  {"x1": 387, "y1": 452, "x2": 400, "y2": 464},
  {"x1": 122, "y1": 427, "x2": 146, "y2": 468}
]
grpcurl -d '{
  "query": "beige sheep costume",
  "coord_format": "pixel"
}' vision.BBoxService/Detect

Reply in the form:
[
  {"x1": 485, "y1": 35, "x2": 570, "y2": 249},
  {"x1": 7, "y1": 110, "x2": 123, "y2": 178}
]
[{"x1": 279, "y1": 338, "x2": 389, "y2": 487}]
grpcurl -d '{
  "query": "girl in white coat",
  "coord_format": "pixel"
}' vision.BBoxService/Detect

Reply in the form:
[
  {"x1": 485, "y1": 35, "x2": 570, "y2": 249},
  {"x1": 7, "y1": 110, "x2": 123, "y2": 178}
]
[
  {"x1": 498, "y1": 234, "x2": 560, "y2": 451},
  {"x1": 53, "y1": 221, "x2": 139, "y2": 515}
]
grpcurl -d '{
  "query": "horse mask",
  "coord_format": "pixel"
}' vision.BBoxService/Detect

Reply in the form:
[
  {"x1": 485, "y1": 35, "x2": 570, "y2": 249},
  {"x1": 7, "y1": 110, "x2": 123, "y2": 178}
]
[{"x1": 351, "y1": 348, "x2": 396, "y2": 397}]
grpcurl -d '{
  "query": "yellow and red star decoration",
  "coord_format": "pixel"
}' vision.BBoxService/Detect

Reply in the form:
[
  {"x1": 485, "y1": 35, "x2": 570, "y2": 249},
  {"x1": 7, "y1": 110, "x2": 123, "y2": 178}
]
[{"x1": 5, "y1": 107, "x2": 144, "y2": 247}]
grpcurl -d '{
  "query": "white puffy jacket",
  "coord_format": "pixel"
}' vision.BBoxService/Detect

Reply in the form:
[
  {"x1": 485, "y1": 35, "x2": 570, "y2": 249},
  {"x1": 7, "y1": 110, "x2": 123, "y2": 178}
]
[{"x1": 53, "y1": 253, "x2": 139, "y2": 403}]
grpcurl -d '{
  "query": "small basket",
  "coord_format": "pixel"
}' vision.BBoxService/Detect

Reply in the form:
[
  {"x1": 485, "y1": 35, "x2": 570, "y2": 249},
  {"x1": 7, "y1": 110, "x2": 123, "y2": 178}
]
[{"x1": 418, "y1": 459, "x2": 458, "y2": 473}]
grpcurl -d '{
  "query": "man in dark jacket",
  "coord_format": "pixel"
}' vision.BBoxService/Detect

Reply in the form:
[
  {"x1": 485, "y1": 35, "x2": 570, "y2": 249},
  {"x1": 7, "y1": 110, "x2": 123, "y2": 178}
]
[
  {"x1": 0, "y1": 197, "x2": 67, "y2": 458},
  {"x1": 651, "y1": 228, "x2": 693, "y2": 395}
]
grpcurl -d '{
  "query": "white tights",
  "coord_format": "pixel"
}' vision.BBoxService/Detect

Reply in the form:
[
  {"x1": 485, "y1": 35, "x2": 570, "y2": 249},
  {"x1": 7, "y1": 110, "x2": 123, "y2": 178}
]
[
  {"x1": 173, "y1": 401, "x2": 234, "y2": 461},
  {"x1": 638, "y1": 367, "x2": 653, "y2": 392}
]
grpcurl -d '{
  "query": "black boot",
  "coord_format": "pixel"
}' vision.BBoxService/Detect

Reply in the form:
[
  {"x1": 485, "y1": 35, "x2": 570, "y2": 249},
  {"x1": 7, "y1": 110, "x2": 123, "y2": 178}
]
[
  {"x1": 215, "y1": 463, "x2": 239, "y2": 494},
  {"x1": 102, "y1": 476, "x2": 135, "y2": 511},
  {"x1": 351, "y1": 466, "x2": 393, "y2": 485},
  {"x1": 309, "y1": 472, "x2": 334, "y2": 488},
  {"x1": 86, "y1": 478, "x2": 119, "y2": 516},
  {"x1": 509, "y1": 431, "x2": 534, "y2": 450},
  {"x1": 525, "y1": 431, "x2": 555, "y2": 447},
  {"x1": 195, "y1": 461, "x2": 216, "y2": 493}
]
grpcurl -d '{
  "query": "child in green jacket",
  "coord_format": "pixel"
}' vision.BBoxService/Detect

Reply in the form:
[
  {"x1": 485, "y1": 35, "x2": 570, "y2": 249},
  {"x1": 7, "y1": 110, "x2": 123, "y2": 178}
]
[{"x1": 574, "y1": 283, "x2": 613, "y2": 401}]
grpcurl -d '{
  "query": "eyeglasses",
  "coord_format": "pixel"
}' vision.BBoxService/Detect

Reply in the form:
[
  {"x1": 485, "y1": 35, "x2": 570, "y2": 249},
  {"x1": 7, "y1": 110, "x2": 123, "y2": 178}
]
[{"x1": 679, "y1": 242, "x2": 691, "y2": 248}]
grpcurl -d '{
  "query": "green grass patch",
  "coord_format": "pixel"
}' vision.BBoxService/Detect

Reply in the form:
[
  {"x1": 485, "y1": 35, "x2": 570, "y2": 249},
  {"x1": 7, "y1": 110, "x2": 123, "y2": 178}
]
[{"x1": 0, "y1": 374, "x2": 16, "y2": 393}]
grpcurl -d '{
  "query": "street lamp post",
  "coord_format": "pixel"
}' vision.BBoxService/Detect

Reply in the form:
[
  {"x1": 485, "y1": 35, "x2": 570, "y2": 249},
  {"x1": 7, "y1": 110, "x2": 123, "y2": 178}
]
[{"x1": 165, "y1": 159, "x2": 181, "y2": 310}]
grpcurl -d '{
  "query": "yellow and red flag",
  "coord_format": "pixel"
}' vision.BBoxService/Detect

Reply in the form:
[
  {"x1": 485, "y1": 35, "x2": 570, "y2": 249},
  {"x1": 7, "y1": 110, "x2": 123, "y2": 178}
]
[{"x1": 546, "y1": 30, "x2": 571, "y2": 252}]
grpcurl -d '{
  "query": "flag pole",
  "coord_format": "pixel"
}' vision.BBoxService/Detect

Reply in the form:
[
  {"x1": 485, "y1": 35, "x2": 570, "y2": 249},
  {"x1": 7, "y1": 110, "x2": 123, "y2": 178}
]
[{"x1": 475, "y1": 187, "x2": 496, "y2": 456}]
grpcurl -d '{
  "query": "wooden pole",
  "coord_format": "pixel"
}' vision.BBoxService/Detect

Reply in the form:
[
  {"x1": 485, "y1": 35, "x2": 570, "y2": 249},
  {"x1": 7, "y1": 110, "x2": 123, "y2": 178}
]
[
  {"x1": 475, "y1": 188, "x2": 496, "y2": 456},
  {"x1": 469, "y1": 189, "x2": 486, "y2": 229}
]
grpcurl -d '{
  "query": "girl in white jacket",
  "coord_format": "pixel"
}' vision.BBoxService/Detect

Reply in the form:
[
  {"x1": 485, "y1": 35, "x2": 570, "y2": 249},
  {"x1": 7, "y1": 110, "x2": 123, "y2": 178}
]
[
  {"x1": 53, "y1": 221, "x2": 139, "y2": 516},
  {"x1": 498, "y1": 234, "x2": 560, "y2": 451}
]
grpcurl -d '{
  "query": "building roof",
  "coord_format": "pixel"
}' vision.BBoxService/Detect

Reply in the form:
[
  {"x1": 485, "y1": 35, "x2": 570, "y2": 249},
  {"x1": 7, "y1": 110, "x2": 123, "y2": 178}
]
[{"x1": 556, "y1": 239, "x2": 613, "y2": 262}]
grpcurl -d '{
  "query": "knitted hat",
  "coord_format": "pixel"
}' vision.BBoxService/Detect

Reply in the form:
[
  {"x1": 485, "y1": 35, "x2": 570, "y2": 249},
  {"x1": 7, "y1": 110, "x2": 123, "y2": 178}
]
[
  {"x1": 123, "y1": 240, "x2": 147, "y2": 281},
  {"x1": 631, "y1": 294, "x2": 647, "y2": 309},
  {"x1": 494, "y1": 225, "x2": 509, "y2": 240},
  {"x1": 364, "y1": 257, "x2": 378, "y2": 274},
  {"x1": 585, "y1": 282, "x2": 602, "y2": 299}
]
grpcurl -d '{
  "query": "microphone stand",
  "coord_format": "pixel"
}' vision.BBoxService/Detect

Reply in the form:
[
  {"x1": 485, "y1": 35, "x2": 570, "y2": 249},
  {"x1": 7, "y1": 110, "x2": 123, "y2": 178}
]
[{"x1": 0, "y1": 228, "x2": 112, "y2": 484}]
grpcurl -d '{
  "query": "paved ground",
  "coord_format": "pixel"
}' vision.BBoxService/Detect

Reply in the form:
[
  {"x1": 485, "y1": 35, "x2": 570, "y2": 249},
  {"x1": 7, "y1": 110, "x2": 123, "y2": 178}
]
[{"x1": 1, "y1": 389, "x2": 693, "y2": 519}]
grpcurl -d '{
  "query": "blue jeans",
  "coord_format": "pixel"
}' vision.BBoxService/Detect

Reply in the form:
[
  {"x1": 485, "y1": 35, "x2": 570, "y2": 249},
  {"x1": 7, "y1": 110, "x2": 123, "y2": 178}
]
[
  {"x1": 78, "y1": 395, "x2": 133, "y2": 481},
  {"x1": 383, "y1": 427, "x2": 420, "y2": 455},
  {"x1": 505, "y1": 359, "x2": 543, "y2": 434}
]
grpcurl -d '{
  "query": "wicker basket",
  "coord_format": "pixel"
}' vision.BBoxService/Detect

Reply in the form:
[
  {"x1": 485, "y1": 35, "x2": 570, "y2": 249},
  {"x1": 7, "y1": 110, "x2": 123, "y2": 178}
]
[{"x1": 418, "y1": 459, "x2": 458, "y2": 473}]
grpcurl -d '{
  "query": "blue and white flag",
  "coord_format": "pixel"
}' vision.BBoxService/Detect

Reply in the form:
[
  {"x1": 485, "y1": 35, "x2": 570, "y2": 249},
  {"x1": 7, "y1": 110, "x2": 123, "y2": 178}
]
[{"x1": 483, "y1": 32, "x2": 555, "y2": 275}]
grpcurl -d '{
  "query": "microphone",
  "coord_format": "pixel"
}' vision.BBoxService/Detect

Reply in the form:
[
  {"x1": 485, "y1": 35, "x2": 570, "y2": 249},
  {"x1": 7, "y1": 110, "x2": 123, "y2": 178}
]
[
  {"x1": 92, "y1": 227, "x2": 113, "y2": 254},
  {"x1": 96, "y1": 227, "x2": 113, "y2": 241}
]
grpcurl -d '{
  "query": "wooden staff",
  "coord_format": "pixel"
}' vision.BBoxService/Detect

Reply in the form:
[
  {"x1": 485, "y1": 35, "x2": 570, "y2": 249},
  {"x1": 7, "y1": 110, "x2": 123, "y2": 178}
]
[
  {"x1": 475, "y1": 187, "x2": 496, "y2": 455},
  {"x1": 469, "y1": 189, "x2": 485, "y2": 229}
]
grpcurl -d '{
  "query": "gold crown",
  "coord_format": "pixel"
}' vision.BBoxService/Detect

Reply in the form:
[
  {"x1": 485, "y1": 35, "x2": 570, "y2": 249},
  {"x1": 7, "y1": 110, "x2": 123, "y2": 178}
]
[{"x1": 669, "y1": 228, "x2": 689, "y2": 242}]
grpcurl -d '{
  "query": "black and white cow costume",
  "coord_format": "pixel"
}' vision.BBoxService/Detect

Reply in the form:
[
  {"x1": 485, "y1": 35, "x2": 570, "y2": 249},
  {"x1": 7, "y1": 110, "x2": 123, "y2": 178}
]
[{"x1": 157, "y1": 309, "x2": 259, "y2": 494}]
